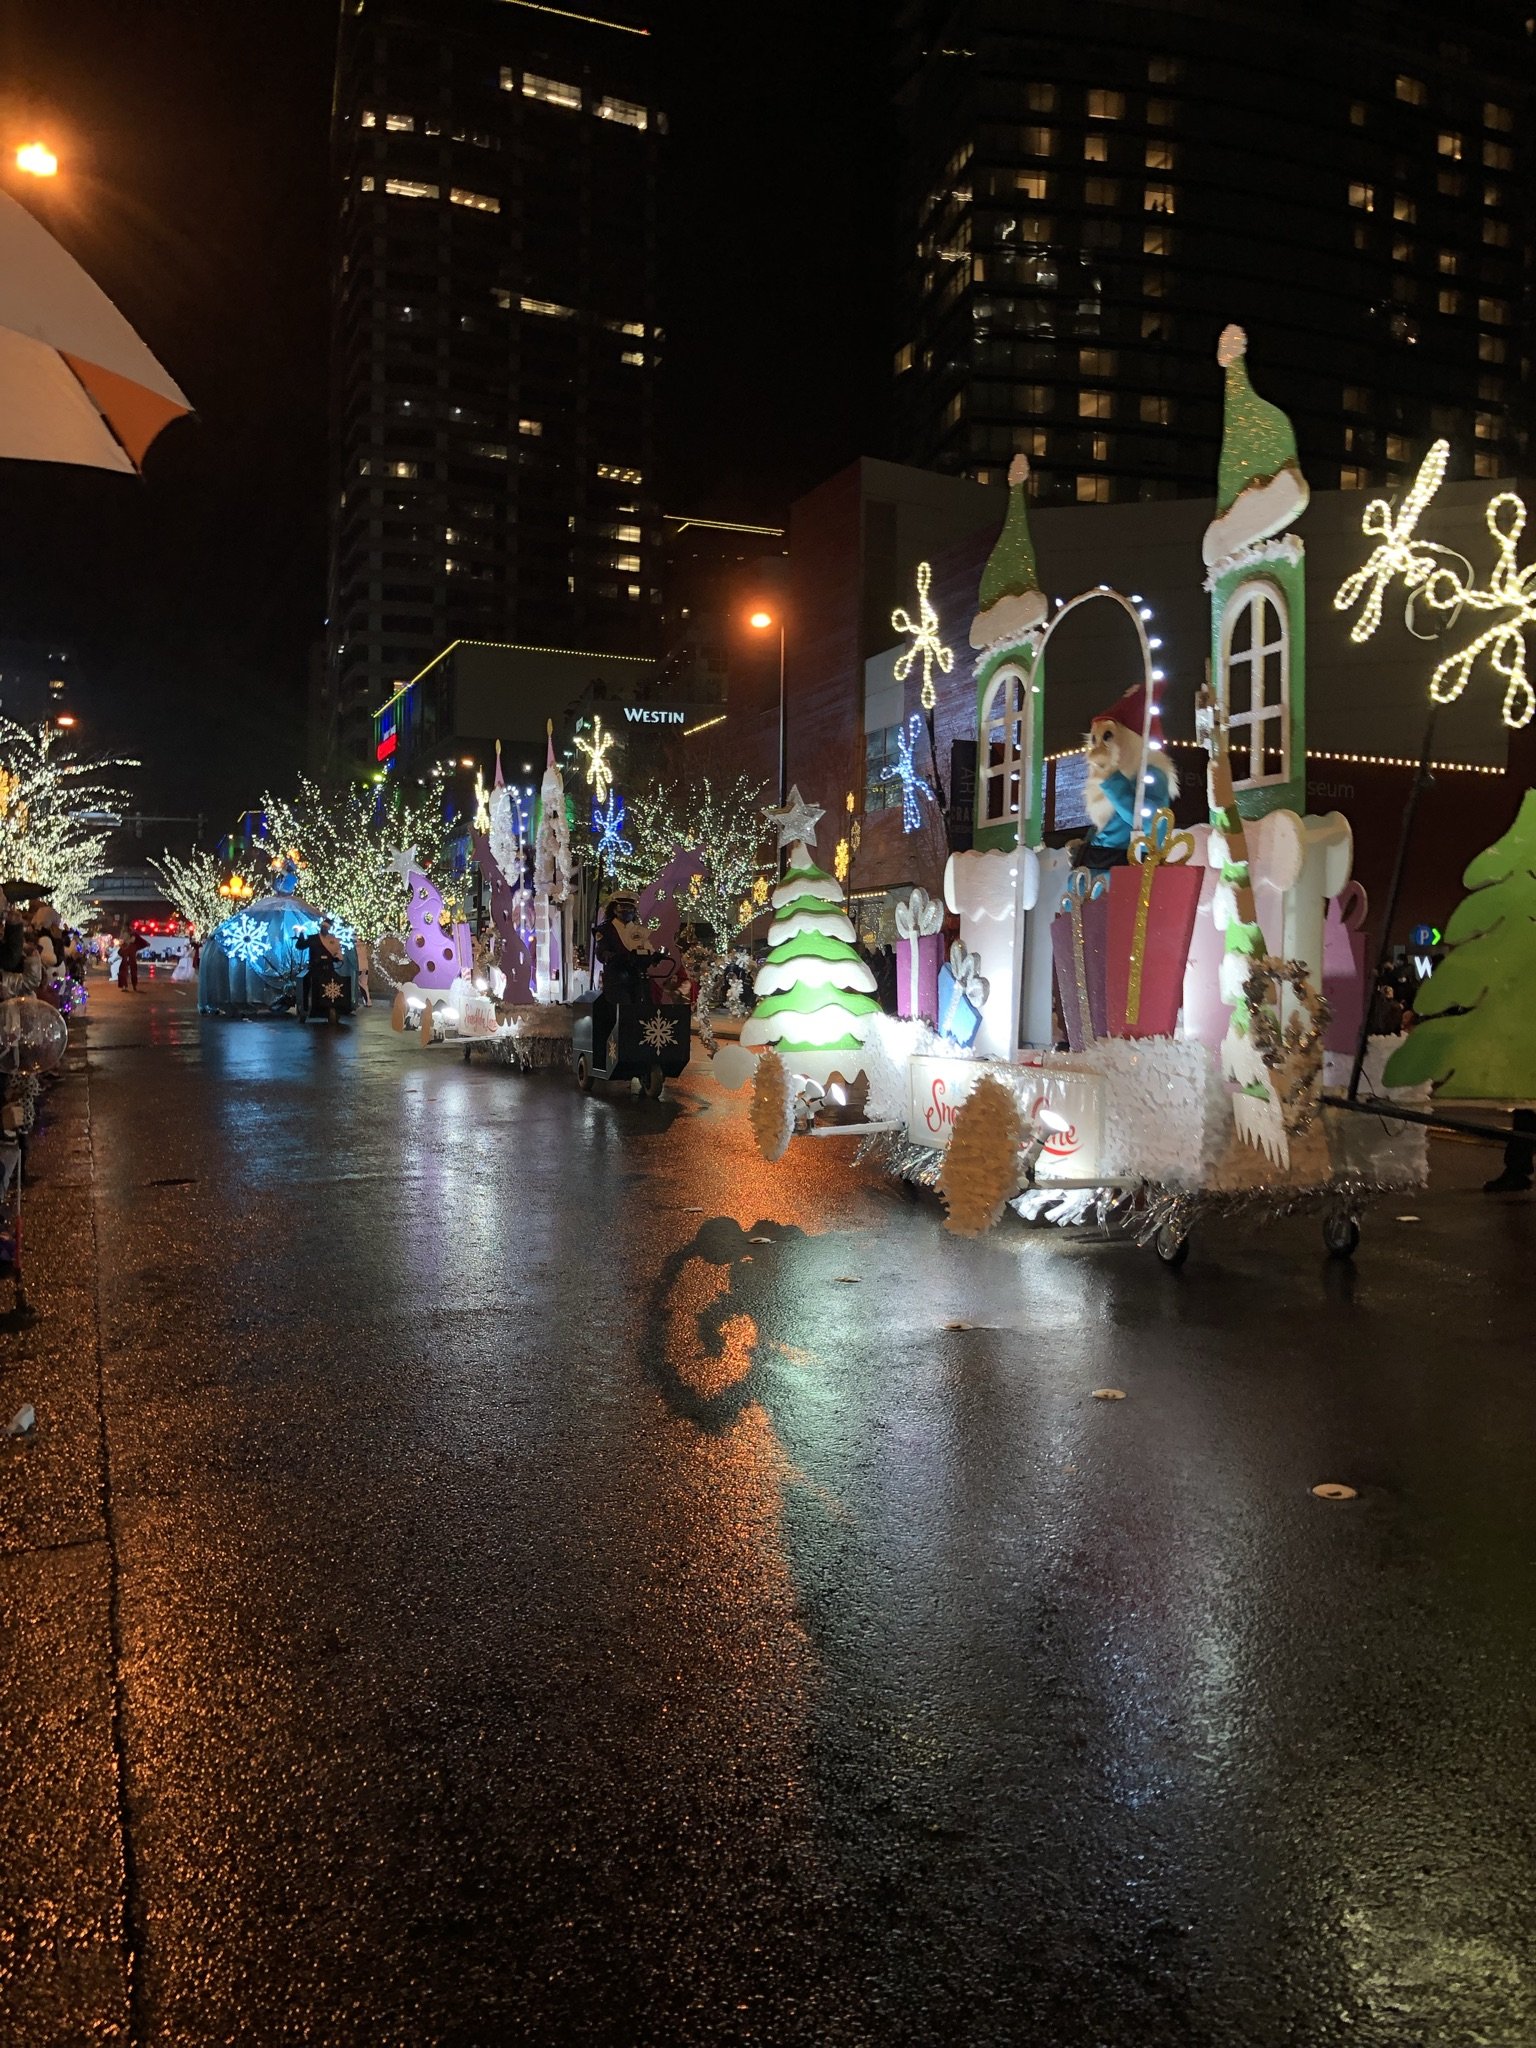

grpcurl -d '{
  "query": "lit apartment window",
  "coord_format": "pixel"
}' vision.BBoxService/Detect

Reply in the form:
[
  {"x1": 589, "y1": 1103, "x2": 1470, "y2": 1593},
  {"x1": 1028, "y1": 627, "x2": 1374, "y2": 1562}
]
[
  {"x1": 1386, "y1": 433, "x2": 1411, "y2": 461},
  {"x1": 1349, "y1": 101, "x2": 1367, "y2": 127},
  {"x1": 1144, "y1": 183, "x2": 1176, "y2": 213},
  {"x1": 1143, "y1": 269, "x2": 1167, "y2": 296},
  {"x1": 359, "y1": 174, "x2": 375, "y2": 192},
  {"x1": 603, "y1": 318, "x2": 645, "y2": 337},
  {"x1": 1085, "y1": 177, "x2": 1120, "y2": 205},
  {"x1": 1475, "y1": 412, "x2": 1500, "y2": 441},
  {"x1": 1437, "y1": 132, "x2": 1463, "y2": 159},
  {"x1": 387, "y1": 461, "x2": 417, "y2": 479},
  {"x1": 518, "y1": 419, "x2": 542, "y2": 436},
  {"x1": 1479, "y1": 297, "x2": 1509, "y2": 325},
  {"x1": 1349, "y1": 182, "x2": 1375, "y2": 210},
  {"x1": 597, "y1": 463, "x2": 644, "y2": 484},
  {"x1": 1485, "y1": 102, "x2": 1513, "y2": 132},
  {"x1": 595, "y1": 95, "x2": 648, "y2": 129},
  {"x1": 1026, "y1": 83, "x2": 1056, "y2": 112},
  {"x1": 521, "y1": 296, "x2": 574, "y2": 317},
  {"x1": 1091, "y1": 433, "x2": 1110, "y2": 462},
  {"x1": 620, "y1": 350, "x2": 645, "y2": 366},
  {"x1": 615, "y1": 524, "x2": 642, "y2": 543},
  {"x1": 1343, "y1": 426, "x2": 1359, "y2": 454},
  {"x1": 1479, "y1": 333, "x2": 1507, "y2": 362},
  {"x1": 1483, "y1": 218, "x2": 1511, "y2": 246},
  {"x1": 1148, "y1": 55, "x2": 1181, "y2": 82},
  {"x1": 1140, "y1": 395, "x2": 1171, "y2": 425},
  {"x1": 1143, "y1": 225, "x2": 1169, "y2": 255},
  {"x1": 1146, "y1": 97, "x2": 1174, "y2": 126},
  {"x1": 1079, "y1": 347, "x2": 1117, "y2": 374},
  {"x1": 1340, "y1": 466, "x2": 1366, "y2": 489},
  {"x1": 1084, "y1": 134, "x2": 1109, "y2": 161},
  {"x1": 615, "y1": 554, "x2": 641, "y2": 572},
  {"x1": 523, "y1": 74, "x2": 581, "y2": 109},
  {"x1": 360, "y1": 109, "x2": 377, "y2": 128},
  {"x1": 1484, "y1": 141, "x2": 1513, "y2": 170},
  {"x1": 1438, "y1": 250, "x2": 1459, "y2": 274},
  {"x1": 1393, "y1": 195, "x2": 1416, "y2": 223},
  {"x1": 1145, "y1": 141, "x2": 1175, "y2": 170},
  {"x1": 385, "y1": 113, "x2": 414, "y2": 132},
  {"x1": 1016, "y1": 214, "x2": 1052, "y2": 241},
  {"x1": 627, "y1": 584, "x2": 643, "y2": 599},
  {"x1": 1025, "y1": 429, "x2": 1049, "y2": 457},
  {"x1": 1438, "y1": 289, "x2": 1463, "y2": 315},
  {"x1": 1395, "y1": 75, "x2": 1426, "y2": 106},
  {"x1": 1087, "y1": 89, "x2": 1125, "y2": 119},
  {"x1": 894, "y1": 341, "x2": 914, "y2": 374},
  {"x1": 1079, "y1": 389, "x2": 1112, "y2": 418},
  {"x1": 384, "y1": 178, "x2": 438, "y2": 200},
  {"x1": 1014, "y1": 172, "x2": 1048, "y2": 199},
  {"x1": 1021, "y1": 125, "x2": 1056, "y2": 155},
  {"x1": 1484, "y1": 181, "x2": 1504, "y2": 207},
  {"x1": 450, "y1": 189, "x2": 500, "y2": 212},
  {"x1": 1392, "y1": 236, "x2": 1413, "y2": 263},
  {"x1": 1077, "y1": 475, "x2": 1111, "y2": 503},
  {"x1": 1140, "y1": 310, "x2": 1169, "y2": 339},
  {"x1": 1475, "y1": 451, "x2": 1501, "y2": 478}
]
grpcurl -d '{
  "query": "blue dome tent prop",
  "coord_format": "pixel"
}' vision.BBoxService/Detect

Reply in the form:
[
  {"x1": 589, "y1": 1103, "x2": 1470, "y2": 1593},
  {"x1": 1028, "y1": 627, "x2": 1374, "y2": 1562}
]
[{"x1": 199, "y1": 895, "x2": 358, "y2": 1016}]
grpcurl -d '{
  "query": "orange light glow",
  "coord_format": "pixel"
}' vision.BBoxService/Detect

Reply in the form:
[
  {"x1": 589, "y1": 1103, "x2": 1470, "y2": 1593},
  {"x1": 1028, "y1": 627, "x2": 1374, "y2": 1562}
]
[
  {"x1": 16, "y1": 143, "x2": 58, "y2": 178},
  {"x1": 748, "y1": 609, "x2": 774, "y2": 630},
  {"x1": 54, "y1": 713, "x2": 77, "y2": 727}
]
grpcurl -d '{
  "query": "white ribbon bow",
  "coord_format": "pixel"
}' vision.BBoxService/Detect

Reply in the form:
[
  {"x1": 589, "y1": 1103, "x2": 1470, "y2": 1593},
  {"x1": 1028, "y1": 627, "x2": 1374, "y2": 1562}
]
[{"x1": 894, "y1": 887, "x2": 944, "y2": 940}]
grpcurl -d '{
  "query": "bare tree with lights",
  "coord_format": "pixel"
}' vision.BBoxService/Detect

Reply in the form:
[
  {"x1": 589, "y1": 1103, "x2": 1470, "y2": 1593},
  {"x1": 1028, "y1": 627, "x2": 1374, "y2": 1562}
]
[
  {"x1": 0, "y1": 716, "x2": 135, "y2": 927},
  {"x1": 258, "y1": 771, "x2": 455, "y2": 942}
]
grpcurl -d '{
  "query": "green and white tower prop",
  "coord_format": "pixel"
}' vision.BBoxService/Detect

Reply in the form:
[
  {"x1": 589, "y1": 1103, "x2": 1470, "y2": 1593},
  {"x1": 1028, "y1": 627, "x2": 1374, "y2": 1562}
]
[
  {"x1": 740, "y1": 787, "x2": 879, "y2": 1088},
  {"x1": 969, "y1": 451, "x2": 1051, "y2": 855}
]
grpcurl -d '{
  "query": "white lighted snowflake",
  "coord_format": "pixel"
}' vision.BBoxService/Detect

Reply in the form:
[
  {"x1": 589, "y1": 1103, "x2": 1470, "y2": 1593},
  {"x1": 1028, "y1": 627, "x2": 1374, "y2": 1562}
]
[
  {"x1": 219, "y1": 913, "x2": 270, "y2": 966},
  {"x1": 640, "y1": 1012, "x2": 676, "y2": 1052}
]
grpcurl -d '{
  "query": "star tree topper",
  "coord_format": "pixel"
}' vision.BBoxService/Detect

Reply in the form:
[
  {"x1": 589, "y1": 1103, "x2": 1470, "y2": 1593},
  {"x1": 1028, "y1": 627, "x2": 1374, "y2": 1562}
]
[
  {"x1": 387, "y1": 845, "x2": 420, "y2": 884},
  {"x1": 764, "y1": 786, "x2": 825, "y2": 849}
]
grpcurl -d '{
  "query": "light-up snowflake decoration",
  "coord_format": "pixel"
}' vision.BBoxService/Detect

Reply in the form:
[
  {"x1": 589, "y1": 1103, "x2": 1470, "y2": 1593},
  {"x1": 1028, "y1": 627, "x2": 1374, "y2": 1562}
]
[
  {"x1": 575, "y1": 715, "x2": 615, "y2": 801},
  {"x1": 1336, "y1": 438, "x2": 1536, "y2": 730},
  {"x1": 298, "y1": 916, "x2": 357, "y2": 949},
  {"x1": 883, "y1": 713, "x2": 933, "y2": 832},
  {"x1": 219, "y1": 913, "x2": 270, "y2": 966},
  {"x1": 892, "y1": 560, "x2": 954, "y2": 711},
  {"x1": 640, "y1": 1012, "x2": 677, "y2": 1053},
  {"x1": 591, "y1": 790, "x2": 633, "y2": 875}
]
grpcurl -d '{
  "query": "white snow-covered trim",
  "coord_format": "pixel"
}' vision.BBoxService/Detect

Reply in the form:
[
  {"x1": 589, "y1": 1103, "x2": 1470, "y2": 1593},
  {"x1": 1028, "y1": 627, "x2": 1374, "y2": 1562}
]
[
  {"x1": 771, "y1": 870, "x2": 843, "y2": 910},
  {"x1": 1202, "y1": 528, "x2": 1305, "y2": 589},
  {"x1": 741, "y1": 1003, "x2": 872, "y2": 1051},
  {"x1": 767, "y1": 908, "x2": 856, "y2": 945},
  {"x1": 755, "y1": 954, "x2": 877, "y2": 997},
  {"x1": 968, "y1": 589, "x2": 1049, "y2": 652}
]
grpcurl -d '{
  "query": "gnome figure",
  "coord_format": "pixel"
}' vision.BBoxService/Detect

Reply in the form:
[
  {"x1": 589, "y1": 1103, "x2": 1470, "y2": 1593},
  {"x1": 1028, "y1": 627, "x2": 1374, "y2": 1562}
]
[{"x1": 1073, "y1": 683, "x2": 1179, "y2": 871}]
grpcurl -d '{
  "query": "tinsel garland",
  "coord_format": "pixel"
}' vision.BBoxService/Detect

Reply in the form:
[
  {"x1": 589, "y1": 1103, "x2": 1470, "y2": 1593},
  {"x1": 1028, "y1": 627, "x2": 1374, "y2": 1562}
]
[{"x1": 483, "y1": 1033, "x2": 572, "y2": 1071}]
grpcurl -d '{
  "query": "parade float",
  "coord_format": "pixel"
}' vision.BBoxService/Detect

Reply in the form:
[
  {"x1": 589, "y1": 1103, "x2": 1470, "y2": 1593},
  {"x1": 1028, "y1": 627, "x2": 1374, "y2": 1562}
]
[
  {"x1": 729, "y1": 325, "x2": 1531, "y2": 1263},
  {"x1": 198, "y1": 855, "x2": 361, "y2": 1020}
]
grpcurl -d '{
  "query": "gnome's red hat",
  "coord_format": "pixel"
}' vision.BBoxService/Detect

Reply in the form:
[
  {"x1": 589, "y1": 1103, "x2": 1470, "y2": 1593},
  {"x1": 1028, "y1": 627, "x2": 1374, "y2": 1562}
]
[{"x1": 1094, "y1": 682, "x2": 1151, "y2": 732}]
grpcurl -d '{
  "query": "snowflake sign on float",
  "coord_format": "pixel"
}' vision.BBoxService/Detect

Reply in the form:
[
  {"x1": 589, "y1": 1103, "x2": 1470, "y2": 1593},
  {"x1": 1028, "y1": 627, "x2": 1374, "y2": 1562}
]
[
  {"x1": 405, "y1": 865, "x2": 471, "y2": 993},
  {"x1": 1383, "y1": 789, "x2": 1536, "y2": 1098},
  {"x1": 739, "y1": 838, "x2": 879, "y2": 1086}
]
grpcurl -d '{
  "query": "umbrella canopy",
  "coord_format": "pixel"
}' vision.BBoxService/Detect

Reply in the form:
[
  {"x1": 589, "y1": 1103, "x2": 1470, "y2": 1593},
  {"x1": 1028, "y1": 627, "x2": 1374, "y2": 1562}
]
[{"x1": 0, "y1": 190, "x2": 189, "y2": 474}]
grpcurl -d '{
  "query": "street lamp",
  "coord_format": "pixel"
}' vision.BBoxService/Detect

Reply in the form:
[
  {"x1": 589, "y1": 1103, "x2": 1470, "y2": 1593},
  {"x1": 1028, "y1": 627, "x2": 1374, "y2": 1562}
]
[
  {"x1": 15, "y1": 143, "x2": 58, "y2": 178},
  {"x1": 747, "y1": 605, "x2": 787, "y2": 803}
]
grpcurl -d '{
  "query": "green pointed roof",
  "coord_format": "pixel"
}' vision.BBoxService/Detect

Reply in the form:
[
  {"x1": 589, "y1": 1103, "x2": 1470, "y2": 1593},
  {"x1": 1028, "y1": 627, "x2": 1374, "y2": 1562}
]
[
  {"x1": 1215, "y1": 325, "x2": 1301, "y2": 513},
  {"x1": 978, "y1": 452, "x2": 1042, "y2": 610}
]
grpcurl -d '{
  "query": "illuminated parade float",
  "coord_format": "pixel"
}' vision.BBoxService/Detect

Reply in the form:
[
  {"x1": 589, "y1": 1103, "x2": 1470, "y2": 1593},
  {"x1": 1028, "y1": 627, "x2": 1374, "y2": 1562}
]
[{"x1": 732, "y1": 326, "x2": 1536, "y2": 1261}]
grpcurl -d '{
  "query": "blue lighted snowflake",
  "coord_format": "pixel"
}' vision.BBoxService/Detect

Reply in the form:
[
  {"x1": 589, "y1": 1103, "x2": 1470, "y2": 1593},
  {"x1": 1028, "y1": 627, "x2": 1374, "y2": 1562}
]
[
  {"x1": 591, "y1": 791, "x2": 633, "y2": 875},
  {"x1": 884, "y1": 714, "x2": 933, "y2": 833},
  {"x1": 219, "y1": 912, "x2": 271, "y2": 966},
  {"x1": 297, "y1": 916, "x2": 357, "y2": 949}
]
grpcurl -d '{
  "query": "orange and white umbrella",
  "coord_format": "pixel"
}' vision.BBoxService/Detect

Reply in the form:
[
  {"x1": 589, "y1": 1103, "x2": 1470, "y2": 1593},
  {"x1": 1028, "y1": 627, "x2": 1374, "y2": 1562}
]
[{"x1": 0, "y1": 189, "x2": 189, "y2": 474}]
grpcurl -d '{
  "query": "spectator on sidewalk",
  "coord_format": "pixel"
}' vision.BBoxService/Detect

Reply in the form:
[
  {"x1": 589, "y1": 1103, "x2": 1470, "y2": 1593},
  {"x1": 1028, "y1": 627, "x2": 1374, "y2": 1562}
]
[{"x1": 118, "y1": 928, "x2": 145, "y2": 991}]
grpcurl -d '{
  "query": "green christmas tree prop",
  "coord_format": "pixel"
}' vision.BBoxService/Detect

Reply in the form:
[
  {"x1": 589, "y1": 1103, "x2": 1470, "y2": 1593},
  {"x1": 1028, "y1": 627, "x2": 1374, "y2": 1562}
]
[
  {"x1": 739, "y1": 839, "x2": 879, "y2": 1081},
  {"x1": 1383, "y1": 790, "x2": 1536, "y2": 1097}
]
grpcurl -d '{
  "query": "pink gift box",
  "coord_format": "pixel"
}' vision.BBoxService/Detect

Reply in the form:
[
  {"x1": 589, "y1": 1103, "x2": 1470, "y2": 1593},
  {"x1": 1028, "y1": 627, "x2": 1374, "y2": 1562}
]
[
  {"x1": 1323, "y1": 882, "x2": 1370, "y2": 1054},
  {"x1": 1104, "y1": 862, "x2": 1203, "y2": 1038},
  {"x1": 896, "y1": 931, "x2": 940, "y2": 1022}
]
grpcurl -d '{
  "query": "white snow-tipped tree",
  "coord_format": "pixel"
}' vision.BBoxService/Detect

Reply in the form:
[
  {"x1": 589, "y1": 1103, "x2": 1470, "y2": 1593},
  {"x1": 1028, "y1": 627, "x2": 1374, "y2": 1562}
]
[{"x1": 0, "y1": 716, "x2": 135, "y2": 927}]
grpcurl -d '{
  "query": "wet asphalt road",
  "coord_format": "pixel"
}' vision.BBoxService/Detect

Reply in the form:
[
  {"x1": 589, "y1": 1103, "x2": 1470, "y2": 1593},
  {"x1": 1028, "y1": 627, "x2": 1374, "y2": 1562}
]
[{"x1": 2, "y1": 976, "x2": 1534, "y2": 2047}]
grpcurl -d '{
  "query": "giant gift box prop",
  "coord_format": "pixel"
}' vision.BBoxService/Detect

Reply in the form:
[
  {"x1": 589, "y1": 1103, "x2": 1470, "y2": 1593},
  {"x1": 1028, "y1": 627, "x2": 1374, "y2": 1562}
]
[
  {"x1": 893, "y1": 887, "x2": 942, "y2": 1022},
  {"x1": 1104, "y1": 813, "x2": 1202, "y2": 1039},
  {"x1": 1322, "y1": 883, "x2": 1370, "y2": 1056},
  {"x1": 1050, "y1": 872, "x2": 1110, "y2": 1052}
]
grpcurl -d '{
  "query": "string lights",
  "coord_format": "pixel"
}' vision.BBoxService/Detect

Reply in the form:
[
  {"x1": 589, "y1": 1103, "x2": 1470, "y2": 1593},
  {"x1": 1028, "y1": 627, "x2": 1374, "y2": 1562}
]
[
  {"x1": 574, "y1": 714, "x2": 615, "y2": 800},
  {"x1": 892, "y1": 561, "x2": 955, "y2": 711},
  {"x1": 886, "y1": 712, "x2": 934, "y2": 832}
]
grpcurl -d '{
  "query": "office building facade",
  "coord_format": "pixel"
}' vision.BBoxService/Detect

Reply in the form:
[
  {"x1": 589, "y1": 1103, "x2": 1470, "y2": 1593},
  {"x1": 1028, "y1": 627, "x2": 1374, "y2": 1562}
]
[
  {"x1": 894, "y1": 1, "x2": 1532, "y2": 503},
  {"x1": 325, "y1": 0, "x2": 662, "y2": 772}
]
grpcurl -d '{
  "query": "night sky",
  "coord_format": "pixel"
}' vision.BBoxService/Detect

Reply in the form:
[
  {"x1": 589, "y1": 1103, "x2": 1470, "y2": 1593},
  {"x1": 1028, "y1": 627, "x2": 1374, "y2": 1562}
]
[{"x1": 0, "y1": 0, "x2": 892, "y2": 829}]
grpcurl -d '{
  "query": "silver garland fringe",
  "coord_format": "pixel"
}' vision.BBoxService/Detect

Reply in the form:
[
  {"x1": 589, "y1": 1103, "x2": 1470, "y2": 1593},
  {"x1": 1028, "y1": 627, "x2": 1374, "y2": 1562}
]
[{"x1": 480, "y1": 1033, "x2": 572, "y2": 1071}]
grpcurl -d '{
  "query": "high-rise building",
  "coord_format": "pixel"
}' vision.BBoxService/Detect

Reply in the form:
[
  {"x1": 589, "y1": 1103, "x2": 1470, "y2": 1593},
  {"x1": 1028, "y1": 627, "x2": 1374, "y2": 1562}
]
[
  {"x1": 893, "y1": 1, "x2": 1532, "y2": 503},
  {"x1": 325, "y1": 0, "x2": 662, "y2": 773}
]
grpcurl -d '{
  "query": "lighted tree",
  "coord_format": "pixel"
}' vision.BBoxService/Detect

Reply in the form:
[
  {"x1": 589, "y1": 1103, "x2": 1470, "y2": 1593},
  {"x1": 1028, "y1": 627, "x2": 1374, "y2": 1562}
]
[
  {"x1": 1382, "y1": 790, "x2": 1536, "y2": 1098},
  {"x1": 606, "y1": 774, "x2": 769, "y2": 948},
  {"x1": 0, "y1": 717, "x2": 135, "y2": 927},
  {"x1": 258, "y1": 771, "x2": 453, "y2": 942},
  {"x1": 150, "y1": 848, "x2": 231, "y2": 938}
]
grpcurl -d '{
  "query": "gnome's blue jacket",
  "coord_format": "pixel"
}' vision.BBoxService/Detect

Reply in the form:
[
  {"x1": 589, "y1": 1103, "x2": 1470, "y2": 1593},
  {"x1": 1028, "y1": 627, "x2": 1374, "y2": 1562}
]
[{"x1": 1087, "y1": 765, "x2": 1171, "y2": 850}]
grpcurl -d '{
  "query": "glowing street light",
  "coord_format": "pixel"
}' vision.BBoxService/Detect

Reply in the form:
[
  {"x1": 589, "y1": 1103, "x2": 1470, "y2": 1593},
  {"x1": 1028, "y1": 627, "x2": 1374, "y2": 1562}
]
[
  {"x1": 748, "y1": 608, "x2": 773, "y2": 630},
  {"x1": 747, "y1": 603, "x2": 787, "y2": 800},
  {"x1": 16, "y1": 143, "x2": 58, "y2": 179}
]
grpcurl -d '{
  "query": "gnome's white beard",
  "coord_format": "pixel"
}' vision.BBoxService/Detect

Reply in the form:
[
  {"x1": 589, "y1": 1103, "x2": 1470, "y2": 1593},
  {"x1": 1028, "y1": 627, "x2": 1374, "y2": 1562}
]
[{"x1": 1083, "y1": 724, "x2": 1179, "y2": 826}]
